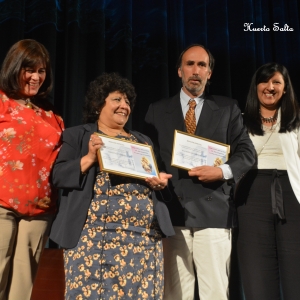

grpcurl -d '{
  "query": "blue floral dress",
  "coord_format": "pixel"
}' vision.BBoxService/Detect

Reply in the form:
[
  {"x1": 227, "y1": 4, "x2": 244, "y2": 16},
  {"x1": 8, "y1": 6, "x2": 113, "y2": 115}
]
[{"x1": 64, "y1": 134, "x2": 163, "y2": 300}]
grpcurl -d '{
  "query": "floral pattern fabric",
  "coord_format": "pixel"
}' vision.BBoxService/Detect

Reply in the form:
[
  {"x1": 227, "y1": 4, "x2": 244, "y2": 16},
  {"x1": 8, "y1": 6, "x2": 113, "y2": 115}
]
[
  {"x1": 0, "y1": 91, "x2": 64, "y2": 216},
  {"x1": 64, "y1": 135, "x2": 164, "y2": 300}
]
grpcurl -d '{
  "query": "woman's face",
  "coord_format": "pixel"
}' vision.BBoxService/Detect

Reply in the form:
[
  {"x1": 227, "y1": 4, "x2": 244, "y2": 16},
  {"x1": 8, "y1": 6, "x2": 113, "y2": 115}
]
[
  {"x1": 257, "y1": 71, "x2": 285, "y2": 110},
  {"x1": 19, "y1": 64, "x2": 46, "y2": 98},
  {"x1": 99, "y1": 91, "x2": 131, "y2": 127}
]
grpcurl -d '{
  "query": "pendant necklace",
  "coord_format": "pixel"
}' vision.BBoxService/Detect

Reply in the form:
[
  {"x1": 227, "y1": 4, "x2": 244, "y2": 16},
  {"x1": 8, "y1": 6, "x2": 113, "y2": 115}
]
[
  {"x1": 24, "y1": 98, "x2": 33, "y2": 109},
  {"x1": 257, "y1": 121, "x2": 279, "y2": 156}
]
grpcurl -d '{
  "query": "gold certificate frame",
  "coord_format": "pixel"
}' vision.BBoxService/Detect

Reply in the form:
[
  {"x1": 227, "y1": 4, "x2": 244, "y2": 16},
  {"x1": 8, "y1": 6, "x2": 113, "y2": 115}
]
[
  {"x1": 95, "y1": 133, "x2": 159, "y2": 179},
  {"x1": 171, "y1": 130, "x2": 230, "y2": 170}
]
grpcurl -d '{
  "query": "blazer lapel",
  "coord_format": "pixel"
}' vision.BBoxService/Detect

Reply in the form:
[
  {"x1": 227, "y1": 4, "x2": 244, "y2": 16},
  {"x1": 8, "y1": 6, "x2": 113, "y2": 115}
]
[
  {"x1": 196, "y1": 95, "x2": 223, "y2": 139},
  {"x1": 82, "y1": 123, "x2": 98, "y2": 156}
]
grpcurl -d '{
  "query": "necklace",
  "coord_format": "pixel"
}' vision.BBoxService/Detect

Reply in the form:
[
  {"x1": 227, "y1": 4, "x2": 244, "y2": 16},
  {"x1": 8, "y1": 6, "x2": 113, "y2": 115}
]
[
  {"x1": 259, "y1": 109, "x2": 278, "y2": 123},
  {"x1": 14, "y1": 97, "x2": 39, "y2": 110},
  {"x1": 98, "y1": 125, "x2": 127, "y2": 137},
  {"x1": 16, "y1": 97, "x2": 33, "y2": 109},
  {"x1": 257, "y1": 122, "x2": 279, "y2": 156},
  {"x1": 24, "y1": 98, "x2": 33, "y2": 109}
]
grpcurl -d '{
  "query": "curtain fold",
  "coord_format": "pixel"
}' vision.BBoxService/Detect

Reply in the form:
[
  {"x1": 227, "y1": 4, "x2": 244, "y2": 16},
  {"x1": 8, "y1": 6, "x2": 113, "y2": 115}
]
[{"x1": 0, "y1": 0, "x2": 299, "y2": 129}]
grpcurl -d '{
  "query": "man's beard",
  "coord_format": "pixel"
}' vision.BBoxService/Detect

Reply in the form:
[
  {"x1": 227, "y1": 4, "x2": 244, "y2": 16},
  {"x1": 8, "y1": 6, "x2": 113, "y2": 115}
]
[{"x1": 185, "y1": 78, "x2": 205, "y2": 96}]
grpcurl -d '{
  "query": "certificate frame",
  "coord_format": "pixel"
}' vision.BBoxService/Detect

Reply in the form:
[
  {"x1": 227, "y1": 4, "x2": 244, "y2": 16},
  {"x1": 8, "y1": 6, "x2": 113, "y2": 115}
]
[
  {"x1": 171, "y1": 130, "x2": 230, "y2": 170},
  {"x1": 95, "y1": 132, "x2": 159, "y2": 179}
]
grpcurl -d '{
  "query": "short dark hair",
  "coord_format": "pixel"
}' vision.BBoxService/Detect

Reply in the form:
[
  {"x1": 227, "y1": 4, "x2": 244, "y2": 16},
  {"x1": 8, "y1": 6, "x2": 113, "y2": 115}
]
[
  {"x1": 83, "y1": 73, "x2": 137, "y2": 123},
  {"x1": 0, "y1": 39, "x2": 53, "y2": 99},
  {"x1": 176, "y1": 44, "x2": 215, "y2": 72},
  {"x1": 244, "y1": 62, "x2": 300, "y2": 135}
]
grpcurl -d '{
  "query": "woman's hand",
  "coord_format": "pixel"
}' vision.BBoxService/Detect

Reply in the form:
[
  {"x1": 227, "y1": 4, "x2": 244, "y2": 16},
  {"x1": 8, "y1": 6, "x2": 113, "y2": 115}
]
[
  {"x1": 88, "y1": 133, "x2": 104, "y2": 157},
  {"x1": 80, "y1": 134, "x2": 104, "y2": 174},
  {"x1": 145, "y1": 172, "x2": 172, "y2": 190}
]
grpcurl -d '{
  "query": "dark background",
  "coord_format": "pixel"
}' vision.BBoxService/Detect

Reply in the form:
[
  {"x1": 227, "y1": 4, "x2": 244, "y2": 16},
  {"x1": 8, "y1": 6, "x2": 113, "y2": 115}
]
[
  {"x1": 1, "y1": 0, "x2": 299, "y2": 130},
  {"x1": 1, "y1": 1, "x2": 298, "y2": 299}
]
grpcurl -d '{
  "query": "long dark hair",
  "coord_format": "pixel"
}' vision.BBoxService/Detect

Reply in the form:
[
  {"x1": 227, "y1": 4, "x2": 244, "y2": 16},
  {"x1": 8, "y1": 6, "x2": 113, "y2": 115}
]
[
  {"x1": 244, "y1": 62, "x2": 300, "y2": 135},
  {"x1": 0, "y1": 39, "x2": 53, "y2": 100}
]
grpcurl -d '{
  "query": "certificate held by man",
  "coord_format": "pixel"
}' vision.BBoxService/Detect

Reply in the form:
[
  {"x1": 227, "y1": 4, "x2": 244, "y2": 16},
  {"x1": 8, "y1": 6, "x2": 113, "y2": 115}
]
[
  {"x1": 171, "y1": 130, "x2": 230, "y2": 170},
  {"x1": 96, "y1": 133, "x2": 159, "y2": 179}
]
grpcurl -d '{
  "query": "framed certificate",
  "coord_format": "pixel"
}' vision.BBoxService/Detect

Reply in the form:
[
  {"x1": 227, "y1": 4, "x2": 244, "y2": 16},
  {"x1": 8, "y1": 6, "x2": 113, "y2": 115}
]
[
  {"x1": 171, "y1": 130, "x2": 230, "y2": 170},
  {"x1": 95, "y1": 133, "x2": 159, "y2": 179}
]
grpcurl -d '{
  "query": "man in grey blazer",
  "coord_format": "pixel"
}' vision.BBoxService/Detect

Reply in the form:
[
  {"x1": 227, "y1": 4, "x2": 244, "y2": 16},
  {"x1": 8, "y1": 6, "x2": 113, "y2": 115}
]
[{"x1": 144, "y1": 44, "x2": 255, "y2": 300}]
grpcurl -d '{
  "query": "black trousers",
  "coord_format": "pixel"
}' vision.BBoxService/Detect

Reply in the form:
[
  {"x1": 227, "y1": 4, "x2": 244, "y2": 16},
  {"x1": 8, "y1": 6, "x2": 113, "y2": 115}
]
[{"x1": 236, "y1": 170, "x2": 300, "y2": 300}]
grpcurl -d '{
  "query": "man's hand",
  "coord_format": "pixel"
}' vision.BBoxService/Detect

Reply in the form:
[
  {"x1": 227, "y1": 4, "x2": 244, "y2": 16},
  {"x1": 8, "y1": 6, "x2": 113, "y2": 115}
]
[{"x1": 188, "y1": 166, "x2": 223, "y2": 183}]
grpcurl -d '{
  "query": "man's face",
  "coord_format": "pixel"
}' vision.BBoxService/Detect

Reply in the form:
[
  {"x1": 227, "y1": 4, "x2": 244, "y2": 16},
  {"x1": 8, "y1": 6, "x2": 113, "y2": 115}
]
[{"x1": 178, "y1": 46, "x2": 212, "y2": 98}]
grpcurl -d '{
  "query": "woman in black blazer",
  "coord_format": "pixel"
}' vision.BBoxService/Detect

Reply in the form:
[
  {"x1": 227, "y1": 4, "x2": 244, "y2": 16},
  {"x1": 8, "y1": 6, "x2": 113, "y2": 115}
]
[{"x1": 50, "y1": 73, "x2": 174, "y2": 300}]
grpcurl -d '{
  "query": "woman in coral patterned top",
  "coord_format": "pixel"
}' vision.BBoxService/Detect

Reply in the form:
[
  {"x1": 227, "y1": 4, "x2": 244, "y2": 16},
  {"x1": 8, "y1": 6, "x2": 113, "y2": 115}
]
[{"x1": 0, "y1": 39, "x2": 64, "y2": 300}]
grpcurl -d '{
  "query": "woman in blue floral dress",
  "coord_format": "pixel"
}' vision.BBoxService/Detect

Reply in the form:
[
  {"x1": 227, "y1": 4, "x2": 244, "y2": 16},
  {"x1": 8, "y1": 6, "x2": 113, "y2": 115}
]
[{"x1": 50, "y1": 73, "x2": 174, "y2": 299}]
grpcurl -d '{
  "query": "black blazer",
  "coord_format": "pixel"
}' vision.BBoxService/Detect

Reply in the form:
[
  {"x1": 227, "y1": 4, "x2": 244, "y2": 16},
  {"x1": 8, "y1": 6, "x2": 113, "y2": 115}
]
[
  {"x1": 144, "y1": 93, "x2": 256, "y2": 228},
  {"x1": 49, "y1": 123, "x2": 174, "y2": 249}
]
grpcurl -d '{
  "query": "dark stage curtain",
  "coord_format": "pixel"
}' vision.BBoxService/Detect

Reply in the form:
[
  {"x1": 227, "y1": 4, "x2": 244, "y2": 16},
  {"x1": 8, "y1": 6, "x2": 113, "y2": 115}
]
[
  {"x1": 1, "y1": 0, "x2": 299, "y2": 129},
  {"x1": 1, "y1": 1, "x2": 299, "y2": 299}
]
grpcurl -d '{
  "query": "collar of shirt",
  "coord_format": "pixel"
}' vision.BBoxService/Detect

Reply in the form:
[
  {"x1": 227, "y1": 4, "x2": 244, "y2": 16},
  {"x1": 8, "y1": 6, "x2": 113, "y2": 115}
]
[{"x1": 180, "y1": 88, "x2": 204, "y2": 123}]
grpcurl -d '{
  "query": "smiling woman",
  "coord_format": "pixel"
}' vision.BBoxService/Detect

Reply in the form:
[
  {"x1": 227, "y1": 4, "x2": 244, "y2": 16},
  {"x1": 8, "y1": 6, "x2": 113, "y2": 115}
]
[
  {"x1": 49, "y1": 73, "x2": 174, "y2": 300},
  {"x1": 98, "y1": 91, "x2": 131, "y2": 131},
  {"x1": 236, "y1": 62, "x2": 300, "y2": 300},
  {"x1": 19, "y1": 65, "x2": 46, "y2": 98},
  {"x1": 0, "y1": 39, "x2": 64, "y2": 300},
  {"x1": 257, "y1": 71, "x2": 285, "y2": 113}
]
